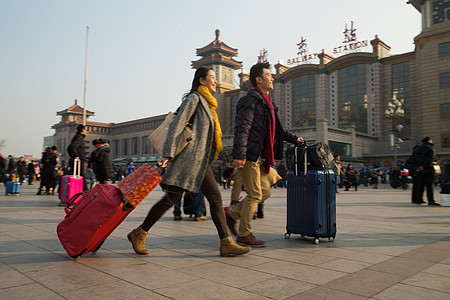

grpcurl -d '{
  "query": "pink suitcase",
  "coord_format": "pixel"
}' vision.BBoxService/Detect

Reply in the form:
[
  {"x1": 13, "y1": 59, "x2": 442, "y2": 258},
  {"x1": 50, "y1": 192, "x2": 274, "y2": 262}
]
[{"x1": 60, "y1": 158, "x2": 83, "y2": 206}]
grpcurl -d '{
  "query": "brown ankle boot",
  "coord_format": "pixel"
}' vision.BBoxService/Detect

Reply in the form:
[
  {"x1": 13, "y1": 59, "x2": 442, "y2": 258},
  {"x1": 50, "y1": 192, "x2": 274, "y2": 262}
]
[
  {"x1": 127, "y1": 226, "x2": 149, "y2": 255},
  {"x1": 220, "y1": 236, "x2": 251, "y2": 257}
]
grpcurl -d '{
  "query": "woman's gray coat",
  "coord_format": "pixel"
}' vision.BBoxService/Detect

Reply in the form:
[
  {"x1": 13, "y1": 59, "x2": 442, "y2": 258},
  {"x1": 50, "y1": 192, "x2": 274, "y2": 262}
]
[{"x1": 161, "y1": 92, "x2": 217, "y2": 193}]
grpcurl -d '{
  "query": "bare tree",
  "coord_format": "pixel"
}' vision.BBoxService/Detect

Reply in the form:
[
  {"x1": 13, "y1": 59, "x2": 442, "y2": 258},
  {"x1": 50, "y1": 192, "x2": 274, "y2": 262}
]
[{"x1": 0, "y1": 139, "x2": 6, "y2": 151}]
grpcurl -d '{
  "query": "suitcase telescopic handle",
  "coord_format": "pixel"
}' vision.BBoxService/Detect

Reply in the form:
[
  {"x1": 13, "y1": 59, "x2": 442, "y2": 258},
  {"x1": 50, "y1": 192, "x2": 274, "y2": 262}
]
[
  {"x1": 73, "y1": 158, "x2": 82, "y2": 179},
  {"x1": 296, "y1": 142, "x2": 308, "y2": 175}
]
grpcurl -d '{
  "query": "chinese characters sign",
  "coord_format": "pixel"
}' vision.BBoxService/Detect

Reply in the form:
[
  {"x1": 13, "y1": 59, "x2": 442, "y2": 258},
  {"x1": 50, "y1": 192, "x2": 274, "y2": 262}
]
[
  {"x1": 257, "y1": 48, "x2": 268, "y2": 63},
  {"x1": 287, "y1": 36, "x2": 319, "y2": 65},
  {"x1": 333, "y1": 21, "x2": 368, "y2": 55},
  {"x1": 286, "y1": 21, "x2": 369, "y2": 66}
]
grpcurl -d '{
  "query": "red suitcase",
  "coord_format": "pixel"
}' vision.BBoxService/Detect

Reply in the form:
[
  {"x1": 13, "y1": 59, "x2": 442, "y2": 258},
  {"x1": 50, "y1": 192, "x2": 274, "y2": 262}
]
[
  {"x1": 57, "y1": 185, "x2": 131, "y2": 258},
  {"x1": 57, "y1": 165, "x2": 162, "y2": 258}
]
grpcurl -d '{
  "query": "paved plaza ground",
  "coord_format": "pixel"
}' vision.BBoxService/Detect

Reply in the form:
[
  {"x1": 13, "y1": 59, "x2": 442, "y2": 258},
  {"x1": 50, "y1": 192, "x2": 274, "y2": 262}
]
[{"x1": 0, "y1": 182, "x2": 449, "y2": 299}]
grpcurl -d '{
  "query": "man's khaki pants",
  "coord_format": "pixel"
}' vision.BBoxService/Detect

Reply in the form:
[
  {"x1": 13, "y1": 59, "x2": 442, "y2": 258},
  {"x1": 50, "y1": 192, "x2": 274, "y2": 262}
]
[{"x1": 228, "y1": 158, "x2": 281, "y2": 237}]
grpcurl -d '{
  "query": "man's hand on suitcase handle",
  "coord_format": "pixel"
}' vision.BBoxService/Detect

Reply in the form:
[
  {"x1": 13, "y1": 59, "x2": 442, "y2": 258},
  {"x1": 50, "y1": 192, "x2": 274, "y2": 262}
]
[
  {"x1": 297, "y1": 137, "x2": 305, "y2": 144},
  {"x1": 232, "y1": 159, "x2": 246, "y2": 169}
]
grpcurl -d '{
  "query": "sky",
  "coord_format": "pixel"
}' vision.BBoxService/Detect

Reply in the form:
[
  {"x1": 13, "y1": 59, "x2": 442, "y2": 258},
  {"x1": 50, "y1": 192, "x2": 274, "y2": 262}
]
[{"x1": 0, "y1": 0, "x2": 421, "y2": 158}]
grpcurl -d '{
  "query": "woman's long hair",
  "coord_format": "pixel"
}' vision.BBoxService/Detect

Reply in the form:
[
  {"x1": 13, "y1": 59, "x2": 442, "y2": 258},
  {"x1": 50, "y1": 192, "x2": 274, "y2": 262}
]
[{"x1": 183, "y1": 67, "x2": 213, "y2": 100}]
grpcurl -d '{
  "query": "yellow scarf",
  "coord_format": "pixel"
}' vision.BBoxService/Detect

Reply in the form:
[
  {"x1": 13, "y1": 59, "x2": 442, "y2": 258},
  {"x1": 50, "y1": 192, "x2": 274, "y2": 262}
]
[{"x1": 197, "y1": 85, "x2": 223, "y2": 160}]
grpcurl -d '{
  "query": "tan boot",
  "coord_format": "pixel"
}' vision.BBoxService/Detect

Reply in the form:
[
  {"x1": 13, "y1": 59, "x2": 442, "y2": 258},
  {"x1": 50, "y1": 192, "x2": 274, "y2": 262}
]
[
  {"x1": 127, "y1": 226, "x2": 149, "y2": 255},
  {"x1": 220, "y1": 236, "x2": 251, "y2": 257}
]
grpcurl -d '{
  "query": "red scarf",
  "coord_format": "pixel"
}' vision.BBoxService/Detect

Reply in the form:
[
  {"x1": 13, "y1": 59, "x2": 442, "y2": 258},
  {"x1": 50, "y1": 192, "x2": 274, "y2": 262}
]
[{"x1": 255, "y1": 87, "x2": 275, "y2": 174}]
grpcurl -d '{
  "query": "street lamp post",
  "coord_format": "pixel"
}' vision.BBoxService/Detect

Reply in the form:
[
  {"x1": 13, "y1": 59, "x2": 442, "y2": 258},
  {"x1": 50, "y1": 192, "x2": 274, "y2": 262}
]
[
  {"x1": 385, "y1": 91, "x2": 404, "y2": 166},
  {"x1": 82, "y1": 26, "x2": 90, "y2": 126}
]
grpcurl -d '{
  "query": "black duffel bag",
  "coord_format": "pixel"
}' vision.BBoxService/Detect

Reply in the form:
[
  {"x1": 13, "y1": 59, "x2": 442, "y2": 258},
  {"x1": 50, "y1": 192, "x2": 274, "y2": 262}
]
[{"x1": 286, "y1": 142, "x2": 334, "y2": 174}]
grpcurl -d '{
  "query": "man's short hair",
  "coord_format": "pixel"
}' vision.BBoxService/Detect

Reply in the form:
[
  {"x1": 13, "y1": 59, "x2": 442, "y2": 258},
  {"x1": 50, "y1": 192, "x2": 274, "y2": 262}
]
[
  {"x1": 222, "y1": 166, "x2": 235, "y2": 180},
  {"x1": 250, "y1": 62, "x2": 271, "y2": 87},
  {"x1": 51, "y1": 146, "x2": 57, "y2": 151},
  {"x1": 422, "y1": 136, "x2": 431, "y2": 144},
  {"x1": 77, "y1": 125, "x2": 86, "y2": 133}
]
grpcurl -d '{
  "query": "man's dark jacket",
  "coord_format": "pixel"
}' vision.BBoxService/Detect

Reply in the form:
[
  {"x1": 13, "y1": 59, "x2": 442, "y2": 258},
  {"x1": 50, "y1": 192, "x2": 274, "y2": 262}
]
[
  {"x1": 412, "y1": 142, "x2": 435, "y2": 174},
  {"x1": 67, "y1": 132, "x2": 86, "y2": 162},
  {"x1": 0, "y1": 156, "x2": 6, "y2": 174},
  {"x1": 16, "y1": 160, "x2": 26, "y2": 175},
  {"x1": 89, "y1": 144, "x2": 114, "y2": 181},
  {"x1": 7, "y1": 158, "x2": 16, "y2": 172},
  {"x1": 233, "y1": 89, "x2": 298, "y2": 162}
]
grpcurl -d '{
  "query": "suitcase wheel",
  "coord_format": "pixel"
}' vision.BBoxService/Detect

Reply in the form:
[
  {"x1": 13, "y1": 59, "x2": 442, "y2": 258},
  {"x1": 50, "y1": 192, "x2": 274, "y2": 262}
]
[
  {"x1": 284, "y1": 233, "x2": 291, "y2": 239},
  {"x1": 328, "y1": 237, "x2": 335, "y2": 242},
  {"x1": 92, "y1": 241, "x2": 104, "y2": 254},
  {"x1": 313, "y1": 238, "x2": 320, "y2": 245}
]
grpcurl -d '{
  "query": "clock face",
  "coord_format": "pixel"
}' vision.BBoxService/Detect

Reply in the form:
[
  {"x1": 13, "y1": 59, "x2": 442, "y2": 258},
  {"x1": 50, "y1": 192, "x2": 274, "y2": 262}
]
[{"x1": 433, "y1": 0, "x2": 450, "y2": 24}]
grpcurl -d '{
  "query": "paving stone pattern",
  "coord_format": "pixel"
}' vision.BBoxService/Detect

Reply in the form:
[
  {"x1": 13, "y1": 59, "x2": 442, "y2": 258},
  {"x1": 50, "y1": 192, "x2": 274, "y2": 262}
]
[{"x1": 0, "y1": 183, "x2": 449, "y2": 299}]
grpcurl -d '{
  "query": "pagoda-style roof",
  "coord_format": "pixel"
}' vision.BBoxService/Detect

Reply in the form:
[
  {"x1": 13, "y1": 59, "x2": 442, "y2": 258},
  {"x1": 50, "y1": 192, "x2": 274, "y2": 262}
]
[
  {"x1": 56, "y1": 99, "x2": 95, "y2": 116},
  {"x1": 407, "y1": 0, "x2": 421, "y2": 12},
  {"x1": 196, "y1": 29, "x2": 238, "y2": 56},
  {"x1": 191, "y1": 29, "x2": 242, "y2": 70},
  {"x1": 192, "y1": 53, "x2": 243, "y2": 69}
]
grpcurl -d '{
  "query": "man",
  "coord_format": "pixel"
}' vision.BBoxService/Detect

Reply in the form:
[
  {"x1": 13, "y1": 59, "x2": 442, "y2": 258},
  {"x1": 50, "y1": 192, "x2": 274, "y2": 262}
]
[
  {"x1": 7, "y1": 155, "x2": 16, "y2": 181},
  {"x1": 0, "y1": 153, "x2": 6, "y2": 186},
  {"x1": 16, "y1": 157, "x2": 27, "y2": 184},
  {"x1": 412, "y1": 137, "x2": 440, "y2": 206},
  {"x1": 230, "y1": 62, "x2": 303, "y2": 247},
  {"x1": 223, "y1": 165, "x2": 281, "y2": 236},
  {"x1": 67, "y1": 125, "x2": 88, "y2": 190}
]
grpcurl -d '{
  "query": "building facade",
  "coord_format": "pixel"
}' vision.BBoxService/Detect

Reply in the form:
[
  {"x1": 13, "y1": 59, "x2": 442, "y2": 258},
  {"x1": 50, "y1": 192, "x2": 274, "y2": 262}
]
[
  {"x1": 51, "y1": 0, "x2": 449, "y2": 167},
  {"x1": 52, "y1": 99, "x2": 166, "y2": 165}
]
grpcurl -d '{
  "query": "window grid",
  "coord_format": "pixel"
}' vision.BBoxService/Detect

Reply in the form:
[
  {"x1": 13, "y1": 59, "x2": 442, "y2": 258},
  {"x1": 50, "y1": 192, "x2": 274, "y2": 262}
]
[{"x1": 292, "y1": 74, "x2": 316, "y2": 128}]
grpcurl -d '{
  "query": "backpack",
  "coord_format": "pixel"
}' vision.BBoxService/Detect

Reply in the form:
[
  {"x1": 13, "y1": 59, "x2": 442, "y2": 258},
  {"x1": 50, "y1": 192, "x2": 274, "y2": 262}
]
[{"x1": 404, "y1": 155, "x2": 415, "y2": 171}]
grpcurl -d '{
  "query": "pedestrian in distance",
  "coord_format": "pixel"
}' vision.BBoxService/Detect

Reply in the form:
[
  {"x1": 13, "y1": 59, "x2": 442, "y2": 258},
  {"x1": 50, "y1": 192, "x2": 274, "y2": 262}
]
[
  {"x1": 16, "y1": 157, "x2": 27, "y2": 184},
  {"x1": 412, "y1": 137, "x2": 440, "y2": 206},
  {"x1": 344, "y1": 164, "x2": 358, "y2": 191},
  {"x1": 371, "y1": 165, "x2": 381, "y2": 189},
  {"x1": 230, "y1": 62, "x2": 303, "y2": 247},
  {"x1": 127, "y1": 67, "x2": 250, "y2": 257},
  {"x1": 67, "y1": 124, "x2": 88, "y2": 190},
  {"x1": 0, "y1": 153, "x2": 7, "y2": 186},
  {"x1": 126, "y1": 161, "x2": 136, "y2": 177},
  {"x1": 88, "y1": 138, "x2": 114, "y2": 184},
  {"x1": 37, "y1": 147, "x2": 58, "y2": 195},
  {"x1": 27, "y1": 160, "x2": 35, "y2": 185},
  {"x1": 7, "y1": 155, "x2": 16, "y2": 181},
  {"x1": 329, "y1": 155, "x2": 342, "y2": 193},
  {"x1": 173, "y1": 192, "x2": 208, "y2": 221}
]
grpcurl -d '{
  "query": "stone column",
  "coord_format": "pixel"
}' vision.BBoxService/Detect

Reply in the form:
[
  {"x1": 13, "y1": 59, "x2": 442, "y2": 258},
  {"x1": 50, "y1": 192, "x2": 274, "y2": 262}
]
[{"x1": 316, "y1": 118, "x2": 329, "y2": 144}]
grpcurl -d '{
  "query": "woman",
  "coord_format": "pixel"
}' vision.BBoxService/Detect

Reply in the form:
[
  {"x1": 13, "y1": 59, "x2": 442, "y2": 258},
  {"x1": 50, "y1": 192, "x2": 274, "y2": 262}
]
[
  {"x1": 89, "y1": 138, "x2": 114, "y2": 184},
  {"x1": 128, "y1": 67, "x2": 250, "y2": 257}
]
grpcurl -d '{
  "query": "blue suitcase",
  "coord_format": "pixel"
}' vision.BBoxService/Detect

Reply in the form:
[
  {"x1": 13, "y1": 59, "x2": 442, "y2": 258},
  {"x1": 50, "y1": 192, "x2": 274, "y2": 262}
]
[
  {"x1": 6, "y1": 181, "x2": 20, "y2": 195},
  {"x1": 285, "y1": 145, "x2": 336, "y2": 244}
]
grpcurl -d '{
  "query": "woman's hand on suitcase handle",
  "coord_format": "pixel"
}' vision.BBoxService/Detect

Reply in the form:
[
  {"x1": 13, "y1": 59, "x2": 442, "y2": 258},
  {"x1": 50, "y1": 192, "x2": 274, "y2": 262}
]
[
  {"x1": 157, "y1": 157, "x2": 170, "y2": 168},
  {"x1": 297, "y1": 137, "x2": 305, "y2": 144}
]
